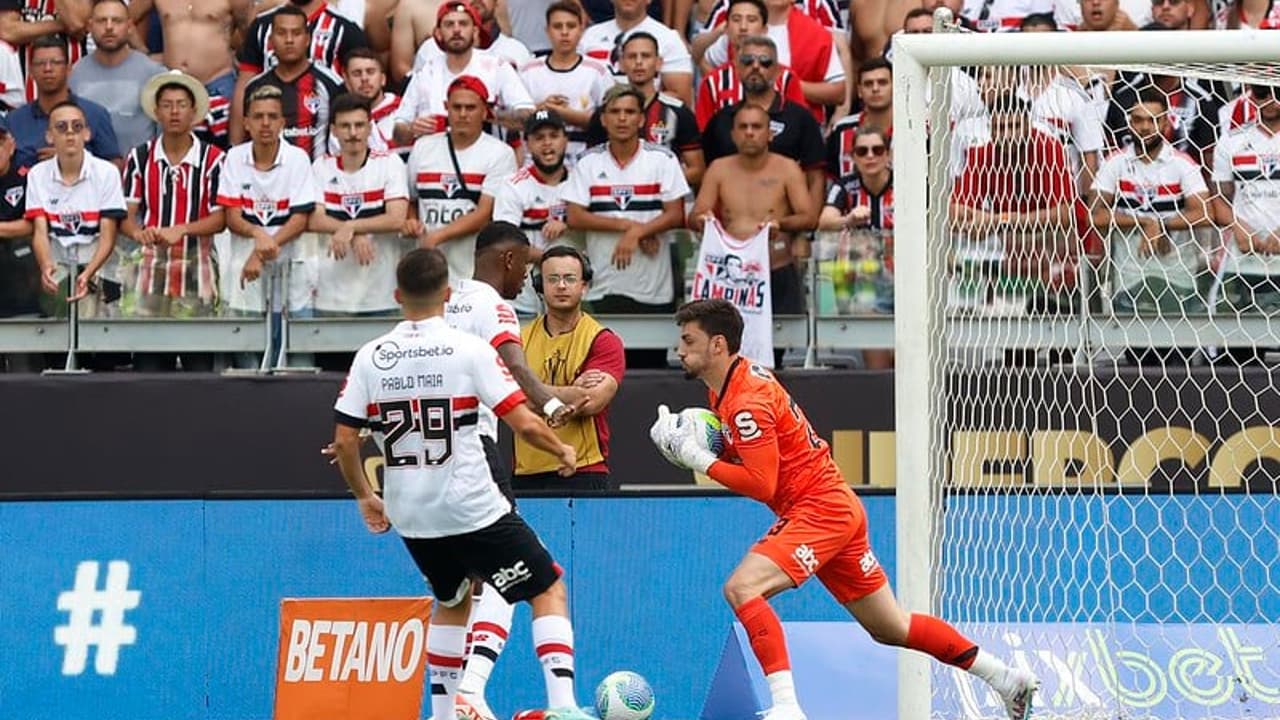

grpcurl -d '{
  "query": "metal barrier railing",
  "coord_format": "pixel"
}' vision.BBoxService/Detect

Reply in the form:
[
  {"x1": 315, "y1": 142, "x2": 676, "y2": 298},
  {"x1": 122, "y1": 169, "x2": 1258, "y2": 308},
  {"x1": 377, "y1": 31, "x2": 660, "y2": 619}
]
[{"x1": 11, "y1": 230, "x2": 1280, "y2": 373}]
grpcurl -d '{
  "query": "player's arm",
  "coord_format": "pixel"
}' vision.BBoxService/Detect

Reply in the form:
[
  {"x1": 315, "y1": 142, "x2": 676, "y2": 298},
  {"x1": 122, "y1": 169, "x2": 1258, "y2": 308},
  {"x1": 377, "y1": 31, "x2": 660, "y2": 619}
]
[
  {"x1": 332, "y1": 423, "x2": 378, "y2": 501},
  {"x1": 502, "y1": 403, "x2": 577, "y2": 475},
  {"x1": 705, "y1": 404, "x2": 779, "y2": 502},
  {"x1": 495, "y1": 340, "x2": 583, "y2": 420}
]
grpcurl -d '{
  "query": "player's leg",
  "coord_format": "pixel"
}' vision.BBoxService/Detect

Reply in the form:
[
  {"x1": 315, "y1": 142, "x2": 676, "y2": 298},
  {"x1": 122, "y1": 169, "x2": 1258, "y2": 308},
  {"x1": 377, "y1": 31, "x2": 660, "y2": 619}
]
[
  {"x1": 457, "y1": 512, "x2": 586, "y2": 715},
  {"x1": 402, "y1": 536, "x2": 475, "y2": 720},
  {"x1": 456, "y1": 437, "x2": 520, "y2": 719},
  {"x1": 817, "y1": 520, "x2": 1038, "y2": 720},
  {"x1": 727, "y1": 512, "x2": 852, "y2": 720}
]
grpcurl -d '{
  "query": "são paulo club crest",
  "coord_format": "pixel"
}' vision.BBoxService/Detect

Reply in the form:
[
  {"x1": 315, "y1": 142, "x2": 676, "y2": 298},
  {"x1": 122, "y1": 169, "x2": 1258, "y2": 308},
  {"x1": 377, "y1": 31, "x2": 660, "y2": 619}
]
[
  {"x1": 1260, "y1": 153, "x2": 1280, "y2": 177},
  {"x1": 341, "y1": 193, "x2": 363, "y2": 218},
  {"x1": 5, "y1": 185, "x2": 23, "y2": 208},
  {"x1": 253, "y1": 198, "x2": 278, "y2": 224},
  {"x1": 612, "y1": 185, "x2": 633, "y2": 210},
  {"x1": 304, "y1": 93, "x2": 322, "y2": 116},
  {"x1": 440, "y1": 173, "x2": 460, "y2": 198},
  {"x1": 59, "y1": 211, "x2": 83, "y2": 234}
]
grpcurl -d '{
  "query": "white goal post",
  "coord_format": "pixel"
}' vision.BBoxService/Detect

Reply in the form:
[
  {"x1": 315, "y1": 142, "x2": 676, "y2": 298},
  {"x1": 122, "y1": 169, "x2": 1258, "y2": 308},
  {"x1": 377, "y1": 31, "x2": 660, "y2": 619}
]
[{"x1": 892, "y1": 27, "x2": 1280, "y2": 720}]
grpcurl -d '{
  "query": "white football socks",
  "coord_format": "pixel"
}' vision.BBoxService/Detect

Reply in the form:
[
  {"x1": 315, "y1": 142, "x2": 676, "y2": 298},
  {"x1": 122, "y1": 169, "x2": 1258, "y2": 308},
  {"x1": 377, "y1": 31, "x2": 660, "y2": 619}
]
[
  {"x1": 766, "y1": 670, "x2": 800, "y2": 708},
  {"x1": 459, "y1": 584, "x2": 514, "y2": 698},
  {"x1": 427, "y1": 623, "x2": 467, "y2": 720},
  {"x1": 531, "y1": 614, "x2": 577, "y2": 709}
]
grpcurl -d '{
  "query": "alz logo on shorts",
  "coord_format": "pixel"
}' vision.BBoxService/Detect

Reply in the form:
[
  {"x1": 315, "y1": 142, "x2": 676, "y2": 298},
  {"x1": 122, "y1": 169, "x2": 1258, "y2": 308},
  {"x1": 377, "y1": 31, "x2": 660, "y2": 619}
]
[{"x1": 793, "y1": 544, "x2": 818, "y2": 576}]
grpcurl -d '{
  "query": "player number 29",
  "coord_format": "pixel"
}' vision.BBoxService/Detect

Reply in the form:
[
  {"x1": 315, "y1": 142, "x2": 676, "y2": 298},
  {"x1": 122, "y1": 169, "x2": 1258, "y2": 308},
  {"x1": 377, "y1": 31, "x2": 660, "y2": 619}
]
[{"x1": 377, "y1": 398, "x2": 454, "y2": 467}]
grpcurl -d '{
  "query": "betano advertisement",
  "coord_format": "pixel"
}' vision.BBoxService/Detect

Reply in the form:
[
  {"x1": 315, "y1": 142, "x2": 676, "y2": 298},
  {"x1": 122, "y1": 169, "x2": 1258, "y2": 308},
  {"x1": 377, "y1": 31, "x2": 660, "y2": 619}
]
[{"x1": 2, "y1": 496, "x2": 1277, "y2": 720}]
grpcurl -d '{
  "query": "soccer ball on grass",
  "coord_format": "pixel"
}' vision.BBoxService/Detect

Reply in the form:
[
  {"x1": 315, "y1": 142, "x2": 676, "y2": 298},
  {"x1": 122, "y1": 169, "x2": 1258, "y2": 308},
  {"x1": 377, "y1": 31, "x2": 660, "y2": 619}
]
[{"x1": 594, "y1": 670, "x2": 656, "y2": 720}]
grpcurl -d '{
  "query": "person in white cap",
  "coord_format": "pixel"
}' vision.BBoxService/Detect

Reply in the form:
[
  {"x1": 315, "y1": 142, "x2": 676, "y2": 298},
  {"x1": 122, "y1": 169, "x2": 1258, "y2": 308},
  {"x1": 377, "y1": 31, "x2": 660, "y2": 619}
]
[{"x1": 120, "y1": 69, "x2": 227, "y2": 371}]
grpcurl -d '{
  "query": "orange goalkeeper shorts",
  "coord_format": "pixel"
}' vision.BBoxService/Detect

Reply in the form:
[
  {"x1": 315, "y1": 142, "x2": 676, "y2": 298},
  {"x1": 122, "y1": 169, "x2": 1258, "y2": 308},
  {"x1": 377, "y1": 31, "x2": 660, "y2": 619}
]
[{"x1": 750, "y1": 490, "x2": 889, "y2": 604}]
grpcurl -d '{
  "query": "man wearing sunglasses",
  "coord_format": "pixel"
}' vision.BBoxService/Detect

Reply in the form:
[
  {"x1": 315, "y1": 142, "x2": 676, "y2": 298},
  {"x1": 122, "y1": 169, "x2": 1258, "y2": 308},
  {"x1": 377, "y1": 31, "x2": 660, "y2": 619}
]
[{"x1": 27, "y1": 101, "x2": 128, "y2": 320}]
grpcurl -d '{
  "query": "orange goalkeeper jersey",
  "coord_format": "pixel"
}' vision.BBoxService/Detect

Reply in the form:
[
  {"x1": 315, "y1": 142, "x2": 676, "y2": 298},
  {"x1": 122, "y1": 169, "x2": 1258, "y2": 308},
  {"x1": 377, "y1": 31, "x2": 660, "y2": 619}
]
[{"x1": 708, "y1": 357, "x2": 853, "y2": 515}]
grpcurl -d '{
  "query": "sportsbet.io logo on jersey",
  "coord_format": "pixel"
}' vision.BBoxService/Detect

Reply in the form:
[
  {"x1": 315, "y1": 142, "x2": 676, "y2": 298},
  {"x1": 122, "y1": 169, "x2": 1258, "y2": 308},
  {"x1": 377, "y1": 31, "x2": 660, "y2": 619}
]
[
  {"x1": 692, "y1": 252, "x2": 767, "y2": 308},
  {"x1": 371, "y1": 341, "x2": 454, "y2": 371}
]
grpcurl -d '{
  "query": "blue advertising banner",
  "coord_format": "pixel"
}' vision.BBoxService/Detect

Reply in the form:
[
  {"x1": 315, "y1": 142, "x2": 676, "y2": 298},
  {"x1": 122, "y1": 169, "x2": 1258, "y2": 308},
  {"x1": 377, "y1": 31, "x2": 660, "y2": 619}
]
[{"x1": 2, "y1": 495, "x2": 1277, "y2": 720}]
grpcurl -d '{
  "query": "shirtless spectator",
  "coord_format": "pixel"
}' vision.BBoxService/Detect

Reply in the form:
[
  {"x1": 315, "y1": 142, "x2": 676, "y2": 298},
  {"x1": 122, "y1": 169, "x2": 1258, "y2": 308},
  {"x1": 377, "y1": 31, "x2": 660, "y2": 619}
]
[
  {"x1": 689, "y1": 102, "x2": 815, "y2": 367},
  {"x1": 127, "y1": 0, "x2": 252, "y2": 148},
  {"x1": 389, "y1": 0, "x2": 441, "y2": 82}
]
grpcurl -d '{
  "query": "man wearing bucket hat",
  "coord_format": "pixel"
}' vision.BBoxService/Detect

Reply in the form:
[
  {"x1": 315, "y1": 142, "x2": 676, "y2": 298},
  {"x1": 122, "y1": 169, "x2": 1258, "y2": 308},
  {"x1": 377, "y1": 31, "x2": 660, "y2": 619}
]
[
  {"x1": 119, "y1": 69, "x2": 227, "y2": 371},
  {"x1": 404, "y1": 75, "x2": 515, "y2": 282}
]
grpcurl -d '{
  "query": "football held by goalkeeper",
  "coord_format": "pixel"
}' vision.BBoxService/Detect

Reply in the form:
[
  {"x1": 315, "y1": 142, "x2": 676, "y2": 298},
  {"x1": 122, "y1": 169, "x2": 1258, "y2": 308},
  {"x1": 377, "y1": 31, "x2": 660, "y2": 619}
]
[{"x1": 650, "y1": 298, "x2": 1039, "y2": 720}]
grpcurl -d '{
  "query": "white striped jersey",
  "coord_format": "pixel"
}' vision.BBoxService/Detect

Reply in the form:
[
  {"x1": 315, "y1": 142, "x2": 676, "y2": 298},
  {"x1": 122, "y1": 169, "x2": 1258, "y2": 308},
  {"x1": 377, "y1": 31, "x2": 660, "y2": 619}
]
[
  {"x1": 1030, "y1": 74, "x2": 1104, "y2": 175},
  {"x1": 123, "y1": 136, "x2": 225, "y2": 302},
  {"x1": 0, "y1": 0, "x2": 87, "y2": 101},
  {"x1": 334, "y1": 317, "x2": 525, "y2": 538},
  {"x1": 519, "y1": 55, "x2": 611, "y2": 160},
  {"x1": 562, "y1": 142, "x2": 689, "y2": 305},
  {"x1": 1095, "y1": 143, "x2": 1208, "y2": 292},
  {"x1": 578, "y1": 16, "x2": 693, "y2": 80},
  {"x1": 412, "y1": 33, "x2": 533, "y2": 75},
  {"x1": 491, "y1": 166, "x2": 577, "y2": 313},
  {"x1": 24, "y1": 153, "x2": 127, "y2": 275},
  {"x1": 312, "y1": 150, "x2": 409, "y2": 313},
  {"x1": 445, "y1": 277, "x2": 523, "y2": 441},
  {"x1": 395, "y1": 48, "x2": 536, "y2": 127},
  {"x1": 215, "y1": 141, "x2": 319, "y2": 311},
  {"x1": 327, "y1": 93, "x2": 409, "y2": 159},
  {"x1": 406, "y1": 132, "x2": 516, "y2": 281},
  {"x1": 1214, "y1": 123, "x2": 1280, "y2": 275}
]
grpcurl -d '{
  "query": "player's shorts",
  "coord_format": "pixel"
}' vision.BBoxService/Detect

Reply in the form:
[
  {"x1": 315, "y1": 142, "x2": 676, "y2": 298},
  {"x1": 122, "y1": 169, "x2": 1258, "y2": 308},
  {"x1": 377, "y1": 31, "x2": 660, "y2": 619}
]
[
  {"x1": 751, "y1": 491, "x2": 888, "y2": 605},
  {"x1": 401, "y1": 512, "x2": 559, "y2": 605},
  {"x1": 481, "y1": 434, "x2": 515, "y2": 506}
]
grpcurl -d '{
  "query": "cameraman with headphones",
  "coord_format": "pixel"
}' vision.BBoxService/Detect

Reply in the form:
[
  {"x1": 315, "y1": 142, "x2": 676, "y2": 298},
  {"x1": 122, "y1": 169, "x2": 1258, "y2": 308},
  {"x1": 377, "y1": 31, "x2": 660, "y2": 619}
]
[{"x1": 513, "y1": 245, "x2": 626, "y2": 493}]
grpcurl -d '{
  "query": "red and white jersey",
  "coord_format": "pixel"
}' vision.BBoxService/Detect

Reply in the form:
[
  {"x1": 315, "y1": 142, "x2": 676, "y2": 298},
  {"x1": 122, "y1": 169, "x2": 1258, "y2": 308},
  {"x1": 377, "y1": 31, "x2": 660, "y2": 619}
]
[
  {"x1": 407, "y1": 132, "x2": 516, "y2": 280},
  {"x1": 706, "y1": 0, "x2": 845, "y2": 30},
  {"x1": 961, "y1": 0, "x2": 1074, "y2": 31},
  {"x1": 1095, "y1": 143, "x2": 1208, "y2": 291},
  {"x1": 1030, "y1": 74, "x2": 1105, "y2": 175},
  {"x1": 395, "y1": 48, "x2": 535, "y2": 126},
  {"x1": 520, "y1": 55, "x2": 611, "y2": 160},
  {"x1": 1220, "y1": 94, "x2": 1259, "y2": 139},
  {"x1": 334, "y1": 317, "x2": 525, "y2": 538},
  {"x1": 1214, "y1": 123, "x2": 1280, "y2": 274},
  {"x1": 413, "y1": 33, "x2": 533, "y2": 75},
  {"x1": 445, "y1": 277, "x2": 523, "y2": 440},
  {"x1": 0, "y1": 40, "x2": 24, "y2": 109},
  {"x1": 492, "y1": 166, "x2": 576, "y2": 313},
  {"x1": 1056, "y1": 0, "x2": 1150, "y2": 27},
  {"x1": 25, "y1": 153, "x2": 127, "y2": 275},
  {"x1": 312, "y1": 151, "x2": 409, "y2": 313},
  {"x1": 563, "y1": 142, "x2": 690, "y2": 305},
  {"x1": 1215, "y1": 0, "x2": 1280, "y2": 28},
  {"x1": 744, "y1": 23, "x2": 843, "y2": 83},
  {"x1": 579, "y1": 16, "x2": 693, "y2": 80},
  {"x1": 216, "y1": 141, "x2": 319, "y2": 311},
  {"x1": 327, "y1": 93, "x2": 409, "y2": 158}
]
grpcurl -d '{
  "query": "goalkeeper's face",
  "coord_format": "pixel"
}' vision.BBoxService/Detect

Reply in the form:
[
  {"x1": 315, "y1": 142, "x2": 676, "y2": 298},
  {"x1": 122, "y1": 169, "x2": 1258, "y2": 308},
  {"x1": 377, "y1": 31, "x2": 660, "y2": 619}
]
[{"x1": 677, "y1": 322, "x2": 715, "y2": 380}]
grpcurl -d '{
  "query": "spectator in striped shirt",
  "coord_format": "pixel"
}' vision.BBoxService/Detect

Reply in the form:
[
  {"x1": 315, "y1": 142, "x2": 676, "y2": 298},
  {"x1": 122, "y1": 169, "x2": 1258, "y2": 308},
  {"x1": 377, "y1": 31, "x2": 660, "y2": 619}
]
[
  {"x1": 333, "y1": 47, "x2": 406, "y2": 159},
  {"x1": 242, "y1": 5, "x2": 344, "y2": 161},
  {"x1": 693, "y1": 0, "x2": 808, "y2": 129},
  {"x1": 120, "y1": 70, "x2": 226, "y2": 371}
]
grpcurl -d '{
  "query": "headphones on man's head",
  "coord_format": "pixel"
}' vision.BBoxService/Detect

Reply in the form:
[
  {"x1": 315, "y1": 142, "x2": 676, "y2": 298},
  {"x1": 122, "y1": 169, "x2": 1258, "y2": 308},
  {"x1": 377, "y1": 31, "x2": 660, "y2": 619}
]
[{"x1": 532, "y1": 245, "x2": 594, "y2": 295}]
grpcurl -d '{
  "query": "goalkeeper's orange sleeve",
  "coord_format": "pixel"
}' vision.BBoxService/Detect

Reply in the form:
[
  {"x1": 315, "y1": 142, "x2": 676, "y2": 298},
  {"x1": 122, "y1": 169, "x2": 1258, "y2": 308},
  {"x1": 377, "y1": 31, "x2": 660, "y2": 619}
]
[{"x1": 707, "y1": 433, "x2": 780, "y2": 504}]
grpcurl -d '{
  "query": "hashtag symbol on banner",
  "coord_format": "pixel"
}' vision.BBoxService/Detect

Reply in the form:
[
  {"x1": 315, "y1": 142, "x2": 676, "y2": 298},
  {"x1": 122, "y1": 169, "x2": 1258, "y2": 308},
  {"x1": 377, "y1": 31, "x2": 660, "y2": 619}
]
[{"x1": 54, "y1": 561, "x2": 142, "y2": 676}]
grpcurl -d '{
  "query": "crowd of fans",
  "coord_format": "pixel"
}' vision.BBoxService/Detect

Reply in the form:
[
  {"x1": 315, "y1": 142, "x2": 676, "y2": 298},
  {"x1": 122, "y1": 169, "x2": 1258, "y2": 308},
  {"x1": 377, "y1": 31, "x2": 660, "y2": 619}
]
[{"x1": 0, "y1": 0, "x2": 1274, "y2": 372}]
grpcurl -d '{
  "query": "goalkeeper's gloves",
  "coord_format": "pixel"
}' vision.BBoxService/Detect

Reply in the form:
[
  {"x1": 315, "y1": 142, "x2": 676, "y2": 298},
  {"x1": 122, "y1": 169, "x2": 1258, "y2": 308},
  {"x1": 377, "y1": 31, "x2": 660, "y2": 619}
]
[
  {"x1": 649, "y1": 404, "x2": 683, "y2": 466},
  {"x1": 671, "y1": 433, "x2": 716, "y2": 474}
]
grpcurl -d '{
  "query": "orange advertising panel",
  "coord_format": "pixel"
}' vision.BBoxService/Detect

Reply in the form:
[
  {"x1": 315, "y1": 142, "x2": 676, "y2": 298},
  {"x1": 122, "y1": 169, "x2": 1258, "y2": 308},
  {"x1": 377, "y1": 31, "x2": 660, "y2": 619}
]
[{"x1": 273, "y1": 597, "x2": 434, "y2": 720}]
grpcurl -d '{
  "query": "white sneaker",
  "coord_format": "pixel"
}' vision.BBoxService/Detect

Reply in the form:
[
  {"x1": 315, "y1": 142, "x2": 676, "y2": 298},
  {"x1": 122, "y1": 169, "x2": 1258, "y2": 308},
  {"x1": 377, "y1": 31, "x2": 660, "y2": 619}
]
[
  {"x1": 993, "y1": 667, "x2": 1039, "y2": 720},
  {"x1": 758, "y1": 704, "x2": 808, "y2": 720},
  {"x1": 454, "y1": 692, "x2": 496, "y2": 720}
]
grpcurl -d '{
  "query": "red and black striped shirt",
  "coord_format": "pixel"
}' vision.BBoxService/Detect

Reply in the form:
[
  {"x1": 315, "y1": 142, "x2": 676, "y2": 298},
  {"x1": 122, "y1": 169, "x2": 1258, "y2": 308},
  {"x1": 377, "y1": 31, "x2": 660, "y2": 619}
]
[
  {"x1": 123, "y1": 136, "x2": 225, "y2": 300},
  {"x1": 244, "y1": 63, "x2": 344, "y2": 162},
  {"x1": 0, "y1": 0, "x2": 88, "y2": 100},
  {"x1": 237, "y1": 3, "x2": 368, "y2": 78}
]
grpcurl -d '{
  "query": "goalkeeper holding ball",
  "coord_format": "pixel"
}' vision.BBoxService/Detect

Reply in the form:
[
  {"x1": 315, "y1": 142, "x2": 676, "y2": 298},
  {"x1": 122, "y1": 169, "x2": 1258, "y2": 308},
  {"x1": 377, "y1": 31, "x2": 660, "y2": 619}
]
[{"x1": 650, "y1": 298, "x2": 1038, "y2": 720}]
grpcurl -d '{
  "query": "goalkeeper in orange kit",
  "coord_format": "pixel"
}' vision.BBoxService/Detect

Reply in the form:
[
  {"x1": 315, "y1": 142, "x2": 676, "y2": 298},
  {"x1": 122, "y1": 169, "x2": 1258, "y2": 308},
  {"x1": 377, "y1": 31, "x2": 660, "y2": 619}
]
[{"x1": 649, "y1": 299, "x2": 1038, "y2": 720}]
